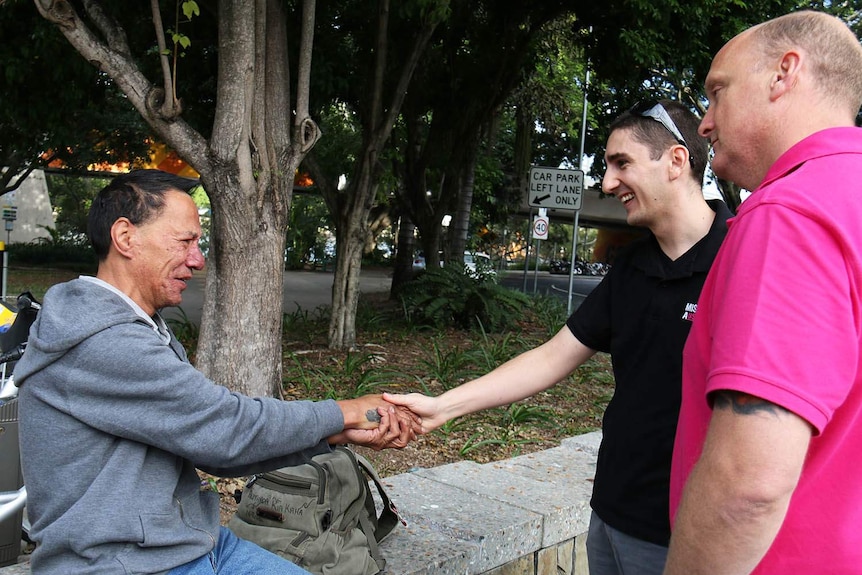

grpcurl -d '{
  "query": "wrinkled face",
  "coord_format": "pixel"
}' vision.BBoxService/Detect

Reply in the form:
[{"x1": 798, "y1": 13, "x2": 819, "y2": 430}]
[
  {"x1": 699, "y1": 32, "x2": 772, "y2": 191},
  {"x1": 128, "y1": 190, "x2": 204, "y2": 314},
  {"x1": 602, "y1": 128, "x2": 674, "y2": 230}
]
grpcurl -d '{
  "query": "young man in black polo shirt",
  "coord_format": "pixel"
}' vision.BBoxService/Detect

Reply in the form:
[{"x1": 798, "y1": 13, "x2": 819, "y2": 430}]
[{"x1": 386, "y1": 99, "x2": 732, "y2": 575}]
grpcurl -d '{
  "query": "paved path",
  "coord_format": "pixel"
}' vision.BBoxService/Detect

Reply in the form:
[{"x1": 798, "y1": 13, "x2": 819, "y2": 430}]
[{"x1": 162, "y1": 268, "x2": 393, "y2": 325}]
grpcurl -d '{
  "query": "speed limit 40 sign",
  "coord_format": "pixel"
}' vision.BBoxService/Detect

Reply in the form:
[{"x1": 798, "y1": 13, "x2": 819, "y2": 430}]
[{"x1": 532, "y1": 215, "x2": 549, "y2": 240}]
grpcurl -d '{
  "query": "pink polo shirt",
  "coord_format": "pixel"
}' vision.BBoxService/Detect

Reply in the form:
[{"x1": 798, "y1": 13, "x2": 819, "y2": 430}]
[{"x1": 671, "y1": 127, "x2": 862, "y2": 573}]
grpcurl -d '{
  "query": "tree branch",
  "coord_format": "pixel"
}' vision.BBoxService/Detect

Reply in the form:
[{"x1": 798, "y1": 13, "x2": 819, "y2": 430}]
[
  {"x1": 33, "y1": 0, "x2": 209, "y2": 173},
  {"x1": 294, "y1": 0, "x2": 320, "y2": 153},
  {"x1": 78, "y1": 0, "x2": 130, "y2": 55},
  {"x1": 149, "y1": 0, "x2": 177, "y2": 109}
]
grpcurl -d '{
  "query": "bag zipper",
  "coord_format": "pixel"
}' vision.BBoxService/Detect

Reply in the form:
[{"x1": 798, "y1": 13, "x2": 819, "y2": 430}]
[{"x1": 254, "y1": 461, "x2": 328, "y2": 504}]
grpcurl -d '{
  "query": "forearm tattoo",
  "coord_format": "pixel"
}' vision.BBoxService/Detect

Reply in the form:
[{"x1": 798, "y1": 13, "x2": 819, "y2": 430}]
[{"x1": 712, "y1": 390, "x2": 790, "y2": 417}]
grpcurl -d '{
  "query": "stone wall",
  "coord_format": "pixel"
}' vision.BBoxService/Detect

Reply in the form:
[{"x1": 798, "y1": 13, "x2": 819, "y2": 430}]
[{"x1": 376, "y1": 432, "x2": 600, "y2": 574}]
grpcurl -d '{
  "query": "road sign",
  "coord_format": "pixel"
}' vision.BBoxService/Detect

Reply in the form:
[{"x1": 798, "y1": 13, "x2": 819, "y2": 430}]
[
  {"x1": 532, "y1": 215, "x2": 549, "y2": 241},
  {"x1": 528, "y1": 167, "x2": 584, "y2": 211}
]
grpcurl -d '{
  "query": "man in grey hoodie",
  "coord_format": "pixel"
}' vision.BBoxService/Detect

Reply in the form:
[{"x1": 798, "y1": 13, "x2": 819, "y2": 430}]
[{"x1": 15, "y1": 169, "x2": 416, "y2": 575}]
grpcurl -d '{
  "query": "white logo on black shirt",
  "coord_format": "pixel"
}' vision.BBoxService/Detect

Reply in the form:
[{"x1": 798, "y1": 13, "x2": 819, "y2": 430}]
[{"x1": 682, "y1": 302, "x2": 697, "y2": 322}]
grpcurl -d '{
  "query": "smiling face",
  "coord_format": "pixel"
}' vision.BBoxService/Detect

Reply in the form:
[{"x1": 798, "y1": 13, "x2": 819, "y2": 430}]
[
  {"x1": 126, "y1": 190, "x2": 205, "y2": 315},
  {"x1": 602, "y1": 127, "x2": 676, "y2": 230}
]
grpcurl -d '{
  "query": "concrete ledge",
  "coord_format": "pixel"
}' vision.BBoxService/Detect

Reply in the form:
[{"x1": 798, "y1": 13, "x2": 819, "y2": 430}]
[
  {"x1": 378, "y1": 431, "x2": 599, "y2": 574},
  {"x1": 0, "y1": 431, "x2": 601, "y2": 575}
]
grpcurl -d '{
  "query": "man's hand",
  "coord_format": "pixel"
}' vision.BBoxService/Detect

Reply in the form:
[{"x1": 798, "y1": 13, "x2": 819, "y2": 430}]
[
  {"x1": 382, "y1": 392, "x2": 445, "y2": 434},
  {"x1": 329, "y1": 406, "x2": 415, "y2": 450},
  {"x1": 337, "y1": 394, "x2": 419, "y2": 430}
]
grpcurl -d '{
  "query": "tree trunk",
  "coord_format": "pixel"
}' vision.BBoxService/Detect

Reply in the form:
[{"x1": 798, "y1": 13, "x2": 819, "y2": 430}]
[
  {"x1": 197, "y1": 174, "x2": 288, "y2": 397},
  {"x1": 35, "y1": 0, "x2": 320, "y2": 397},
  {"x1": 329, "y1": 228, "x2": 365, "y2": 350},
  {"x1": 389, "y1": 213, "x2": 416, "y2": 300},
  {"x1": 448, "y1": 134, "x2": 480, "y2": 260},
  {"x1": 322, "y1": 0, "x2": 440, "y2": 350}
]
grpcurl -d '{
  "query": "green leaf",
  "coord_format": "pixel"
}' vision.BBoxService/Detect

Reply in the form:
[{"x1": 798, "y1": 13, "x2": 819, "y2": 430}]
[{"x1": 182, "y1": 1, "x2": 201, "y2": 20}]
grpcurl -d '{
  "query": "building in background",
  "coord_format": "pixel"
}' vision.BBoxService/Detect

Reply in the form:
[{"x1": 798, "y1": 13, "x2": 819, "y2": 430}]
[{"x1": 1, "y1": 170, "x2": 54, "y2": 245}]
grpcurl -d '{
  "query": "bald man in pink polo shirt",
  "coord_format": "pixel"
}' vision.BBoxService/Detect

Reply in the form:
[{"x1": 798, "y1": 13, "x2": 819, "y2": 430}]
[{"x1": 665, "y1": 11, "x2": 862, "y2": 575}]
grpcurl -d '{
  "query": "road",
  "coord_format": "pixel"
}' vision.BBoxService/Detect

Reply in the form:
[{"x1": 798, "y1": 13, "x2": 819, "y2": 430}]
[
  {"x1": 163, "y1": 268, "x2": 603, "y2": 325},
  {"x1": 500, "y1": 269, "x2": 603, "y2": 310},
  {"x1": 161, "y1": 268, "x2": 393, "y2": 326}
]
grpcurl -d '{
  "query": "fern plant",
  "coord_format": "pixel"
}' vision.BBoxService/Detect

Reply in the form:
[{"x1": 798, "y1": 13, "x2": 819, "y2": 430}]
[{"x1": 399, "y1": 266, "x2": 530, "y2": 332}]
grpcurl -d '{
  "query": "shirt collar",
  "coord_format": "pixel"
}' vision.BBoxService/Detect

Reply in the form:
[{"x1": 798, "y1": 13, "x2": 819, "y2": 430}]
[
  {"x1": 758, "y1": 127, "x2": 862, "y2": 191},
  {"x1": 637, "y1": 199, "x2": 732, "y2": 279}
]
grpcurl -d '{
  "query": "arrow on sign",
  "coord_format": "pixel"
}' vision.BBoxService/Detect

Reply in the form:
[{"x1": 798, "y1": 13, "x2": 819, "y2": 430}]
[{"x1": 531, "y1": 193, "x2": 551, "y2": 205}]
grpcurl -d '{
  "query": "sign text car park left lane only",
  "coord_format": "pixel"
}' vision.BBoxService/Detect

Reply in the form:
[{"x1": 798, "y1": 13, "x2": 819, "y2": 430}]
[{"x1": 527, "y1": 166, "x2": 584, "y2": 211}]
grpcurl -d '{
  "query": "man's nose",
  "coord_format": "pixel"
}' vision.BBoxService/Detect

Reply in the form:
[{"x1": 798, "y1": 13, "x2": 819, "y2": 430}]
[
  {"x1": 698, "y1": 109, "x2": 714, "y2": 139},
  {"x1": 601, "y1": 170, "x2": 616, "y2": 195},
  {"x1": 188, "y1": 244, "x2": 206, "y2": 270}
]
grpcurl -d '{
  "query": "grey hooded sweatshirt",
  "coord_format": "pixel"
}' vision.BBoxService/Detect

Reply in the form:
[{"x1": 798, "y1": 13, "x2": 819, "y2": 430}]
[{"x1": 16, "y1": 278, "x2": 344, "y2": 574}]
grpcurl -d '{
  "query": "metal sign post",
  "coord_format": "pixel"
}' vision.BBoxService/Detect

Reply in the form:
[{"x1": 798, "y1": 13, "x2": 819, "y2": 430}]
[
  {"x1": 566, "y1": 210, "x2": 581, "y2": 315},
  {"x1": 531, "y1": 210, "x2": 549, "y2": 293},
  {"x1": 526, "y1": 168, "x2": 584, "y2": 303}
]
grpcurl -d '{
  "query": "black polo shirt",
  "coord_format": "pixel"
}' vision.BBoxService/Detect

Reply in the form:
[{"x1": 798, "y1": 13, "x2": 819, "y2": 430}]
[{"x1": 566, "y1": 199, "x2": 733, "y2": 546}]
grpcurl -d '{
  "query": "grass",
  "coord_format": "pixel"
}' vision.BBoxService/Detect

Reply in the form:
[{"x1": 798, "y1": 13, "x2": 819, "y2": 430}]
[{"x1": 4, "y1": 267, "x2": 81, "y2": 302}]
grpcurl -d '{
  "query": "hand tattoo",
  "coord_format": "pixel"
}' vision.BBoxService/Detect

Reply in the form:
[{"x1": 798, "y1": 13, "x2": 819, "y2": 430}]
[{"x1": 366, "y1": 409, "x2": 382, "y2": 423}]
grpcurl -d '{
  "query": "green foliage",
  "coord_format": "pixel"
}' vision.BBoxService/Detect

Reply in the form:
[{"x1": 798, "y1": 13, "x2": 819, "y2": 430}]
[
  {"x1": 8, "y1": 242, "x2": 97, "y2": 272},
  {"x1": 469, "y1": 325, "x2": 526, "y2": 372},
  {"x1": 165, "y1": 308, "x2": 199, "y2": 352},
  {"x1": 284, "y1": 349, "x2": 395, "y2": 400},
  {"x1": 45, "y1": 173, "x2": 109, "y2": 242},
  {"x1": 0, "y1": 2, "x2": 153, "y2": 192},
  {"x1": 399, "y1": 266, "x2": 530, "y2": 332},
  {"x1": 504, "y1": 403, "x2": 552, "y2": 426},
  {"x1": 416, "y1": 337, "x2": 477, "y2": 391},
  {"x1": 285, "y1": 194, "x2": 334, "y2": 270},
  {"x1": 528, "y1": 294, "x2": 569, "y2": 338},
  {"x1": 282, "y1": 304, "x2": 330, "y2": 346}
]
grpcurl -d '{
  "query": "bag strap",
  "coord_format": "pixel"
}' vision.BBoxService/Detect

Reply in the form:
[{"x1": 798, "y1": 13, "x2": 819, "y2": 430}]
[
  {"x1": 354, "y1": 452, "x2": 403, "y2": 542},
  {"x1": 346, "y1": 448, "x2": 405, "y2": 542}
]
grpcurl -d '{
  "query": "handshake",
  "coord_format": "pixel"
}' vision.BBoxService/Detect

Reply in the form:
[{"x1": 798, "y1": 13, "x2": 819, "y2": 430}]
[{"x1": 330, "y1": 391, "x2": 442, "y2": 451}]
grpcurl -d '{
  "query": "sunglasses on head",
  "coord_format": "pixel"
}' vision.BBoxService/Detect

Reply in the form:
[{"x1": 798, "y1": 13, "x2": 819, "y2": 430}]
[{"x1": 629, "y1": 100, "x2": 690, "y2": 151}]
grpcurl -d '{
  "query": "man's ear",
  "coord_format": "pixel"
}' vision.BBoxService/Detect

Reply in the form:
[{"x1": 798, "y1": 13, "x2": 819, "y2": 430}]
[
  {"x1": 110, "y1": 218, "x2": 137, "y2": 259},
  {"x1": 770, "y1": 50, "x2": 802, "y2": 101},
  {"x1": 668, "y1": 144, "x2": 689, "y2": 180}
]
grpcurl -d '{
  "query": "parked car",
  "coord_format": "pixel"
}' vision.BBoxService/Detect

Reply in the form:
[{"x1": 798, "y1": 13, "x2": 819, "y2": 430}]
[
  {"x1": 412, "y1": 252, "x2": 427, "y2": 270},
  {"x1": 464, "y1": 251, "x2": 495, "y2": 278}
]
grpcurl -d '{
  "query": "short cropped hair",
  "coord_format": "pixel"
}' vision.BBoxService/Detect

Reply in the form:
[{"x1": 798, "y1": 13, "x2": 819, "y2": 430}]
[
  {"x1": 754, "y1": 10, "x2": 862, "y2": 114},
  {"x1": 87, "y1": 169, "x2": 200, "y2": 260},
  {"x1": 609, "y1": 100, "x2": 709, "y2": 186}
]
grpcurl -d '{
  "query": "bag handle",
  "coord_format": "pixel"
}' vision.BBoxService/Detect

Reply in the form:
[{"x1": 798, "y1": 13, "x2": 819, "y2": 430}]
[{"x1": 353, "y1": 450, "x2": 404, "y2": 541}]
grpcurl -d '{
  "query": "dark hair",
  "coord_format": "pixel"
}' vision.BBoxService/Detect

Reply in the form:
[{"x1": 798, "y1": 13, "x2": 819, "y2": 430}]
[
  {"x1": 609, "y1": 99, "x2": 709, "y2": 186},
  {"x1": 87, "y1": 169, "x2": 200, "y2": 260}
]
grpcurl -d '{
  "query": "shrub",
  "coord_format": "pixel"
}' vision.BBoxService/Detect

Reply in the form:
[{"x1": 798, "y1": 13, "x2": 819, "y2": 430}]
[
  {"x1": 399, "y1": 265, "x2": 530, "y2": 332},
  {"x1": 7, "y1": 241, "x2": 97, "y2": 272}
]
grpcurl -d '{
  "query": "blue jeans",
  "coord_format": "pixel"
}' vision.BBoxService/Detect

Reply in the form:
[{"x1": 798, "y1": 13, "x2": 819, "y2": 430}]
[
  {"x1": 167, "y1": 527, "x2": 311, "y2": 575},
  {"x1": 586, "y1": 511, "x2": 668, "y2": 575}
]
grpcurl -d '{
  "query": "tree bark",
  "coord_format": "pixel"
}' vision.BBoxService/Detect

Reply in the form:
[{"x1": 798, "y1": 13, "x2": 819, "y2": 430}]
[
  {"x1": 447, "y1": 133, "x2": 481, "y2": 262},
  {"x1": 34, "y1": 0, "x2": 319, "y2": 398},
  {"x1": 389, "y1": 212, "x2": 415, "y2": 300}
]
